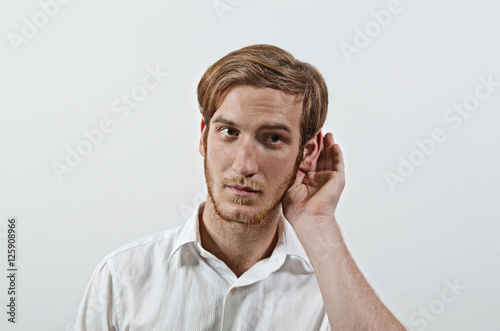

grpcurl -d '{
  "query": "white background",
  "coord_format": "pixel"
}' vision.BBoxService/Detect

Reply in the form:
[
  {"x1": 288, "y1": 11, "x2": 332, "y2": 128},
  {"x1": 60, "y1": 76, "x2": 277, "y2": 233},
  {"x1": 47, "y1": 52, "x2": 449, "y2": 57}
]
[{"x1": 1, "y1": 0, "x2": 499, "y2": 330}]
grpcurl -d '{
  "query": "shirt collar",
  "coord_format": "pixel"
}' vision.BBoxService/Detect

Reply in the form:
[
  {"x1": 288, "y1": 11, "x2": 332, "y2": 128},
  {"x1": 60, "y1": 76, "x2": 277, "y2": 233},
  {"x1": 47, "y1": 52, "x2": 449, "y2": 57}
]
[
  {"x1": 168, "y1": 202, "x2": 203, "y2": 262},
  {"x1": 168, "y1": 202, "x2": 314, "y2": 272}
]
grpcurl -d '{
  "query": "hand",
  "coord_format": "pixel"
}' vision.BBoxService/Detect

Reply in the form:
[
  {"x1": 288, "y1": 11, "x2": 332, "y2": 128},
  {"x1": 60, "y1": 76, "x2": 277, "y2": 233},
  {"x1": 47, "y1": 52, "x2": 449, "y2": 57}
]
[{"x1": 283, "y1": 132, "x2": 345, "y2": 230}]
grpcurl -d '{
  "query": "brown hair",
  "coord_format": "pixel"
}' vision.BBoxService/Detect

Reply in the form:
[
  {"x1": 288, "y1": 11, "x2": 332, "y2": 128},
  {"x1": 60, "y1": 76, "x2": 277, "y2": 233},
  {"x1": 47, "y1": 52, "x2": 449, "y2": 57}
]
[{"x1": 197, "y1": 44, "x2": 328, "y2": 147}]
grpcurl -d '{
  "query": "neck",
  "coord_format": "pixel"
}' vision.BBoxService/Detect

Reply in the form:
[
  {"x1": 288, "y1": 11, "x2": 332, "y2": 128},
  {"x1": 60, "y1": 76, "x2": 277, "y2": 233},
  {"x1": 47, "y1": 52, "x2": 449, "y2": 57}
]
[{"x1": 199, "y1": 198, "x2": 282, "y2": 278}]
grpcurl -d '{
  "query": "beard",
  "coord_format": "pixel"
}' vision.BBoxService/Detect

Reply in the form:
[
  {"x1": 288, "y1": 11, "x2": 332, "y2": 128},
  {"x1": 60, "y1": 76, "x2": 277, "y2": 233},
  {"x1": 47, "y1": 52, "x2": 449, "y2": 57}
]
[{"x1": 204, "y1": 152, "x2": 302, "y2": 227}]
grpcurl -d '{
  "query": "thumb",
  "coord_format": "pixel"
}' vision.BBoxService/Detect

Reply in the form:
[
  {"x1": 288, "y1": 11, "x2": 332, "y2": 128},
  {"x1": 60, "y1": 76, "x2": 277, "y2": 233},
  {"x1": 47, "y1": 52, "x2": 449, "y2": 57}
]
[
  {"x1": 283, "y1": 183, "x2": 307, "y2": 221},
  {"x1": 292, "y1": 169, "x2": 306, "y2": 188},
  {"x1": 284, "y1": 182, "x2": 307, "y2": 205}
]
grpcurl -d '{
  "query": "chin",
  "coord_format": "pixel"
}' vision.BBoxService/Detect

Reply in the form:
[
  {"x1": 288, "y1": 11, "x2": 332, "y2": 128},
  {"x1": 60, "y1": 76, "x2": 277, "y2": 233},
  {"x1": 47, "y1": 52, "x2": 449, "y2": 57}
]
[
  {"x1": 221, "y1": 201, "x2": 257, "y2": 217},
  {"x1": 224, "y1": 201, "x2": 282, "y2": 226}
]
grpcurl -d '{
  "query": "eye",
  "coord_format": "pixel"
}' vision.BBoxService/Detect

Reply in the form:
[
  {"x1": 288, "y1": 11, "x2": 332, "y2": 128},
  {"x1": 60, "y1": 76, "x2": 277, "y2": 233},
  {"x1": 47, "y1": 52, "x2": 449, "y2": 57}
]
[
  {"x1": 220, "y1": 127, "x2": 238, "y2": 137},
  {"x1": 264, "y1": 134, "x2": 283, "y2": 144}
]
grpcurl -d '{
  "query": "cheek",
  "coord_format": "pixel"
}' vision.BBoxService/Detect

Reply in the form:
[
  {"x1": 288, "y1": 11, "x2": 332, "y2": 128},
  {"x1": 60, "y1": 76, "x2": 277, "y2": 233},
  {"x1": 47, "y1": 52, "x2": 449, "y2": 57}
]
[
  {"x1": 206, "y1": 142, "x2": 233, "y2": 170},
  {"x1": 264, "y1": 154, "x2": 297, "y2": 178}
]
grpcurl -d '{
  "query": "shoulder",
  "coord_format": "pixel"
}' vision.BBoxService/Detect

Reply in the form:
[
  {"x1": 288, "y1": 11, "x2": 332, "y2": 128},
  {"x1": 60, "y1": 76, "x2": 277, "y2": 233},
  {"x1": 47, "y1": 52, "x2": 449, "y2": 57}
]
[
  {"x1": 107, "y1": 225, "x2": 183, "y2": 258},
  {"x1": 100, "y1": 224, "x2": 185, "y2": 278}
]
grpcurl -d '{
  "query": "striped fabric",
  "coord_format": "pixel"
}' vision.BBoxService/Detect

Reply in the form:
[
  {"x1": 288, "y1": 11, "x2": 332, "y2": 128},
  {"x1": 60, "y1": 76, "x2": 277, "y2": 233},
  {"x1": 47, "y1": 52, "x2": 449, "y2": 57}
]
[{"x1": 75, "y1": 202, "x2": 330, "y2": 331}]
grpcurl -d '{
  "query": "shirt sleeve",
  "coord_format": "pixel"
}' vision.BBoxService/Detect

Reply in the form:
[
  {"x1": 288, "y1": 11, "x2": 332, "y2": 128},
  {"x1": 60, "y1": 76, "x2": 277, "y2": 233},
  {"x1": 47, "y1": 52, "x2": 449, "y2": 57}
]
[{"x1": 74, "y1": 258, "x2": 122, "y2": 331}]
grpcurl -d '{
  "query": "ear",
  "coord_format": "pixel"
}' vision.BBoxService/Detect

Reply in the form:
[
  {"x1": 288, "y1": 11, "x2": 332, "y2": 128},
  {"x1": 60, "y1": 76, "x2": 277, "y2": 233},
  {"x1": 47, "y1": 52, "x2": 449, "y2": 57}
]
[
  {"x1": 299, "y1": 130, "x2": 323, "y2": 172},
  {"x1": 199, "y1": 118, "x2": 206, "y2": 157}
]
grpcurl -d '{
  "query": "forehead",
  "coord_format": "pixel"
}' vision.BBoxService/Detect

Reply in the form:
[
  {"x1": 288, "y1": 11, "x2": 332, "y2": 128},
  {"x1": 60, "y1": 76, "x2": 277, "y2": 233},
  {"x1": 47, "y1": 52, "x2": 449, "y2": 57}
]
[{"x1": 212, "y1": 86, "x2": 302, "y2": 128}]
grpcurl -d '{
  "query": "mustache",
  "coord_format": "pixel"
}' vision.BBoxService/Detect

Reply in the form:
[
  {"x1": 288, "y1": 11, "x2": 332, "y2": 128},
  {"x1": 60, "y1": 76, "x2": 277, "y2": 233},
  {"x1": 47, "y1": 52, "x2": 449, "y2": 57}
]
[{"x1": 221, "y1": 177, "x2": 265, "y2": 192}]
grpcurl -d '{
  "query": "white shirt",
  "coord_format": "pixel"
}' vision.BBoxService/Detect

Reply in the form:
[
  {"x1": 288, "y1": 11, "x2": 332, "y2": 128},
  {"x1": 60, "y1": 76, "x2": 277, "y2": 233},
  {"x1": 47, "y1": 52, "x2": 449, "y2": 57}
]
[{"x1": 75, "y1": 202, "x2": 330, "y2": 331}]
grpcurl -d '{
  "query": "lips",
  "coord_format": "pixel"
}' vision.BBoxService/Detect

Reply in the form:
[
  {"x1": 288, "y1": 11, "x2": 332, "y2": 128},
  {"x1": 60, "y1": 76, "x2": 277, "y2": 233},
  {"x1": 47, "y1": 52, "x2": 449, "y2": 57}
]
[{"x1": 227, "y1": 185, "x2": 261, "y2": 196}]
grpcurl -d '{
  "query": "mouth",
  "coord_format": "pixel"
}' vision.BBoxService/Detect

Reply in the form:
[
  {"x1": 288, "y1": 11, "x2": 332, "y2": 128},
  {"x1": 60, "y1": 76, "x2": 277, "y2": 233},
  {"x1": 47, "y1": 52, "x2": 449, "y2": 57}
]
[{"x1": 226, "y1": 185, "x2": 261, "y2": 197}]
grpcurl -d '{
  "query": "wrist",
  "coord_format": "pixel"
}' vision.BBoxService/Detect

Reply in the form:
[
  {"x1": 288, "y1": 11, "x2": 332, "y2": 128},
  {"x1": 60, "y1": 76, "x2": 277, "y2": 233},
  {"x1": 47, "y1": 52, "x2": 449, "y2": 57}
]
[{"x1": 291, "y1": 216, "x2": 346, "y2": 264}]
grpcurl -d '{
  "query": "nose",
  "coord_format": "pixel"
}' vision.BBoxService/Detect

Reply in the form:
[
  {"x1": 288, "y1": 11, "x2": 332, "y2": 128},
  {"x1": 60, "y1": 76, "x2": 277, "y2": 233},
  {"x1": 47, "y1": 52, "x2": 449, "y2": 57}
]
[{"x1": 232, "y1": 137, "x2": 259, "y2": 177}]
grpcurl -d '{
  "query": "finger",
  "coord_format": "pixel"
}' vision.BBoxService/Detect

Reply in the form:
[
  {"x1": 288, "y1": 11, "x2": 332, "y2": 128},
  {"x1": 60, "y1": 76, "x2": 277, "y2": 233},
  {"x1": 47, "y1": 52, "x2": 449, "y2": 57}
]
[
  {"x1": 328, "y1": 132, "x2": 335, "y2": 144},
  {"x1": 316, "y1": 134, "x2": 326, "y2": 171},
  {"x1": 312, "y1": 132, "x2": 324, "y2": 172},
  {"x1": 332, "y1": 144, "x2": 345, "y2": 174},
  {"x1": 290, "y1": 169, "x2": 306, "y2": 189},
  {"x1": 324, "y1": 133, "x2": 335, "y2": 170}
]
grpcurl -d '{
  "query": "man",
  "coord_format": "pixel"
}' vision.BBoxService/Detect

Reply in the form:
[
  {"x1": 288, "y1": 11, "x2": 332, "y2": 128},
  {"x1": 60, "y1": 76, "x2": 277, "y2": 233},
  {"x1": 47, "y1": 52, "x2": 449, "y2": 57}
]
[{"x1": 75, "y1": 44, "x2": 406, "y2": 330}]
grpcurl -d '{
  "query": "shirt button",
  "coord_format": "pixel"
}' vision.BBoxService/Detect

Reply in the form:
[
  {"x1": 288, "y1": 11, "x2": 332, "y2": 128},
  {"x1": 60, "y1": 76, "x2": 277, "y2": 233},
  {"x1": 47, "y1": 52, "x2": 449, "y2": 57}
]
[{"x1": 230, "y1": 288, "x2": 238, "y2": 295}]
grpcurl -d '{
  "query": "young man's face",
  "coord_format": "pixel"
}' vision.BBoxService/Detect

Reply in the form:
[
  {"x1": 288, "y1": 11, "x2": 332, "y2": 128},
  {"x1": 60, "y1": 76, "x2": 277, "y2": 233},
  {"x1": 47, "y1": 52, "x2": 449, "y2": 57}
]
[{"x1": 200, "y1": 85, "x2": 304, "y2": 226}]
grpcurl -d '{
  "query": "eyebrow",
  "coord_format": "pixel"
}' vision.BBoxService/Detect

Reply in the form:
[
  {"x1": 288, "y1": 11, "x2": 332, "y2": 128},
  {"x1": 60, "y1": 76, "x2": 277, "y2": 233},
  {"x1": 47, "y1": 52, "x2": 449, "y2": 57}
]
[
  {"x1": 260, "y1": 124, "x2": 293, "y2": 135},
  {"x1": 212, "y1": 116, "x2": 294, "y2": 135},
  {"x1": 212, "y1": 117, "x2": 235, "y2": 126}
]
